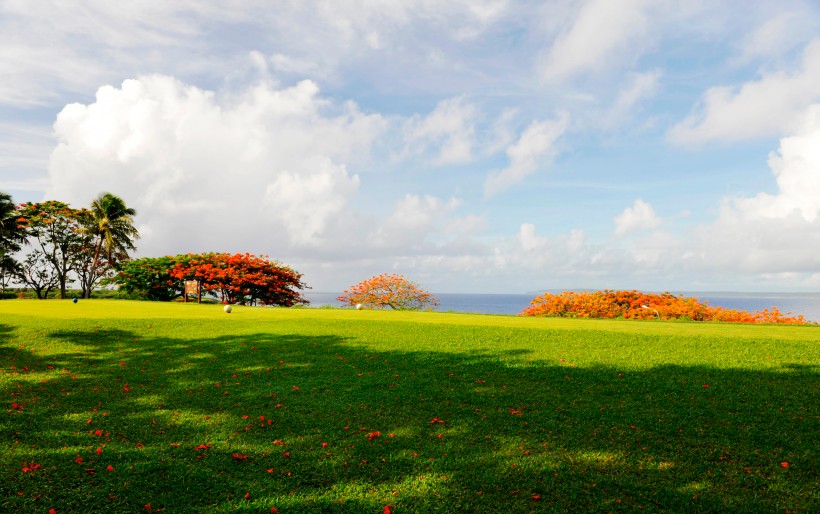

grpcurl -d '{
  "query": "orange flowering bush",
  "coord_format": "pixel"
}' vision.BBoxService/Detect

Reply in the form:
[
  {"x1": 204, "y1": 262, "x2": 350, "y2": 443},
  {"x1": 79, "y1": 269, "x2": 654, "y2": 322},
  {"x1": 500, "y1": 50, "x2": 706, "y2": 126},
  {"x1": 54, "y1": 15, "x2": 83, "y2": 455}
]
[
  {"x1": 520, "y1": 290, "x2": 810, "y2": 324},
  {"x1": 338, "y1": 273, "x2": 438, "y2": 310}
]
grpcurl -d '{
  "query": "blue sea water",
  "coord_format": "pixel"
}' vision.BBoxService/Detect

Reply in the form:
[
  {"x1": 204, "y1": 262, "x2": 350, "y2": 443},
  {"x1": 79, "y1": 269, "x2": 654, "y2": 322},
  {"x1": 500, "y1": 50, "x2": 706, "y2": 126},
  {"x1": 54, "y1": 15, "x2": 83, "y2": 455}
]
[{"x1": 303, "y1": 291, "x2": 820, "y2": 322}]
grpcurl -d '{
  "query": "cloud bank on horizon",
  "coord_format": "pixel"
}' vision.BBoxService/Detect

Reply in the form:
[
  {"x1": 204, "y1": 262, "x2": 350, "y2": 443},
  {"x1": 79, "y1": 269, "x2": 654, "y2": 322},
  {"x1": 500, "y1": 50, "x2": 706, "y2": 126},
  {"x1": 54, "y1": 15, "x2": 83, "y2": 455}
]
[{"x1": 3, "y1": 0, "x2": 820, "y2": 293}]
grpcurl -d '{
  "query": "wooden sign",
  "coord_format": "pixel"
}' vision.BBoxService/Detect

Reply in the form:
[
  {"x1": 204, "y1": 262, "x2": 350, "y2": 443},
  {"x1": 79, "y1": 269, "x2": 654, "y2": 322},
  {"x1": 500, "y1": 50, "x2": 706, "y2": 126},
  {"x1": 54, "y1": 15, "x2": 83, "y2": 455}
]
[{"x1": 183, "y1": 280, "x2": 201, "y2": 303}]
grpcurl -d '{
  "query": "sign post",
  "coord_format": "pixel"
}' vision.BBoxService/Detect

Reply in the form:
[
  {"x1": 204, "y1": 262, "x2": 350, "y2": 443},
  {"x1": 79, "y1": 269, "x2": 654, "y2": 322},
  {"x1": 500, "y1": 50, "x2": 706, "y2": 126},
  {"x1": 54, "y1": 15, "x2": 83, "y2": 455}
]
[{"x1": 184, "y1": 280, "x2": 201, "y2": 303}]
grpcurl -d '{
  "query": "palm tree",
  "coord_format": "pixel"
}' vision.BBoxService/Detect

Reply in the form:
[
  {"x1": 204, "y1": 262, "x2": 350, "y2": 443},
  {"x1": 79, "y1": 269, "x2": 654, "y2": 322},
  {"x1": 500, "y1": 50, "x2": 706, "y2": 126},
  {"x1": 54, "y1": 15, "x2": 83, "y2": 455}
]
[
  {"x1": 0, "y1": 192, "x2": 25, "y2": 252},
  {"x1": 80, "y1": 192, "x2": 139, "y2": 298},
  {"x1": 0, "y1": 192, "x2": 26, "y2": 293}
]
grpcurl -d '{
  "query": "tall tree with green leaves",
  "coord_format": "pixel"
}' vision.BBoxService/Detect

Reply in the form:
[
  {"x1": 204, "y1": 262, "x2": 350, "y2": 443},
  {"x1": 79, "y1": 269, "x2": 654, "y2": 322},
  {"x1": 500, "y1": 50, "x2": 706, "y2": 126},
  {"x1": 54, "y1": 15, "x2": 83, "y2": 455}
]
[
  {"x1": 0, "y1": 192, "x2": 26, "y2": 293},
  {"x1": 16, "y1": 201, "x2": 84, "y2": 299},
  {"x1": 78, "y1": 192, "x2": 139, "y2": 298}
]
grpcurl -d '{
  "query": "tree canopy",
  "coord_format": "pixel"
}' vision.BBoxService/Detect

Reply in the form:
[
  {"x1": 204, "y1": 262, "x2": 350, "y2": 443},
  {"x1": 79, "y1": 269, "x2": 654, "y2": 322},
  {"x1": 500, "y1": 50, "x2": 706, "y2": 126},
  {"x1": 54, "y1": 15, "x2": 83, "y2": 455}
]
[{"x1": 337, "y1": 273, "x2": 438, "y2": 310}]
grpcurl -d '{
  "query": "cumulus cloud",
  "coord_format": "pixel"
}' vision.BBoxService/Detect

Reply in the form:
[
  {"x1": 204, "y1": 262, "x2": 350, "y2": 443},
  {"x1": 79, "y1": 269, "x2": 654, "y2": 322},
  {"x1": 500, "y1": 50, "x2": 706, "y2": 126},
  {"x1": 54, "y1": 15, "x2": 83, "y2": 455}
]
[
  {"x1": 484, "y1": 113, "x2": 569, "y2": 197},
  {"x1": 47, "y1": 75, "x2": 385, "y2": 255},
  {"x1": 684, "y1": 104, "x2": 820, "y2": 276},
  {"x1": 614, "y1": 199, "x2": 661, "y2": 236},
  {"x1": 669, "y1": 38, "x2": 820, "y2": 144},
  {"x1": 731, "y1": 105, "x2": 820, "y2": 222}
]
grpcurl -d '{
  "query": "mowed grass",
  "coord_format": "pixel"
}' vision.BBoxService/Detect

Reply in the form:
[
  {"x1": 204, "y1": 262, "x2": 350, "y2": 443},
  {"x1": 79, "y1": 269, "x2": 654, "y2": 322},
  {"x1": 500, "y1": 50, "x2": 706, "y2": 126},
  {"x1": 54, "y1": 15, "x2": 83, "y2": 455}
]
[{"x1": 1, "y1": 300, "x2": 818, "y2": 513}]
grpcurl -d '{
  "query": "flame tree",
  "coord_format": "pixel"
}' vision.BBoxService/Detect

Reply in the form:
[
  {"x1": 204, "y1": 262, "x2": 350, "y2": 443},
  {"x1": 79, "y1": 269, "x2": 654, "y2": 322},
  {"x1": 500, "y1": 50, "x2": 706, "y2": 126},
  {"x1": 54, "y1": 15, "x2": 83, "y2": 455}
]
[
  {"x1": 114, "y1": 252, "x2": 307, "y2": 306},
  {"x1": 337, "y1": 273, "x2": 438, "y2": 310}
]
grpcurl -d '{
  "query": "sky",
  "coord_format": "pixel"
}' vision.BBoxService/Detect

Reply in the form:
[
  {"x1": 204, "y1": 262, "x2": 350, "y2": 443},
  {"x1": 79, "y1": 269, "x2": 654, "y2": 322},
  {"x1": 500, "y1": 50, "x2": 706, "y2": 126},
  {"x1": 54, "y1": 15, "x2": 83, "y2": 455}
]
[{"x1": 3, "y1": 0, "x2": 820, "y2": 294}]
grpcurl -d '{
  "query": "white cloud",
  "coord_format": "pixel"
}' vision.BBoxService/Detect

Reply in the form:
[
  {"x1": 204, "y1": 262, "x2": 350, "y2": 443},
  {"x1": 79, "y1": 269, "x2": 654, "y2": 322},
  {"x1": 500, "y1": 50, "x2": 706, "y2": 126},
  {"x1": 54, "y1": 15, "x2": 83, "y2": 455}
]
[
  {"x1": 601, "y1": 69, "x2": 662, "y2": 128},
  {"x1": 731, "y1": 104, "x2": 820, "y2": 222},
  {"x1": 732, "y1": 9, "x2": 818, "y2": 65},
  {"x1": 264, "y1": 158, "x2": 360, "y2": 246},
  {"x1": 669, "y1": 38, "x2": 820, "y2": 144},
  {"x1": 682, "y1": 104, "x2": 820, "y2": 275},
  {"x1": 401, "y1": 97, "x2": 477, "y2": 165},
  {"x1": 519, "y1": 222, "x2": 547, "y2": 252},
  {"x1": 538, "y1": 0, "x2": 652, "y2": 83},
  {"x1": 614, "y1": 199, "x2": 661, "y2": 236},
  {"x1": 484, "y1": 113, "x2": 569, "y2": 197},
  {"x1": 369, "y1": 194, "x2": 462, "y2": 250},
  {"x1": 46, "y1": 75, "x2": 386, "y2": 255}
]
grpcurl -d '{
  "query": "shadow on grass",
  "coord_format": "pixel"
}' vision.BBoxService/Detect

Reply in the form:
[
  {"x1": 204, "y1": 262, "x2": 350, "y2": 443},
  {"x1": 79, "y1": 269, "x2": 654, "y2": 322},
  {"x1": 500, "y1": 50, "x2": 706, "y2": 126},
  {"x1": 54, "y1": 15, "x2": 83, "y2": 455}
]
[{"x1": 0, "y1": 322, "x2": 817, "y2": 513}]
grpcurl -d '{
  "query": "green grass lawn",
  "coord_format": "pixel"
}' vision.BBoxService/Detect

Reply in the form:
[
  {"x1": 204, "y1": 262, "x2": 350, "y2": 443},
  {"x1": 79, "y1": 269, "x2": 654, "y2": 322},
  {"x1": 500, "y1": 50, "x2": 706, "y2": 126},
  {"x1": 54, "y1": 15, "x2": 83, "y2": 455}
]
[{"x1": 1, "y1": 300, "x2": 818, "y2": 513}]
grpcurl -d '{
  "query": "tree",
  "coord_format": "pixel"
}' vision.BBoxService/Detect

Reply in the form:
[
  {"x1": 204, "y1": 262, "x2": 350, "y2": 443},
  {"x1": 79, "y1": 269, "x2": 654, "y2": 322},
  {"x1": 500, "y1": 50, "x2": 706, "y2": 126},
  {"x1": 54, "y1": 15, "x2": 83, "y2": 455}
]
[
  {"x1": 77, "y1": 193, "x2": 139, "y2": 298},
  {"x1": 0, "y1": 252, "x2": 20, "y2": 294},
  {"x1": 16, "y1": 201, "x2": 84, "y2": 299},
  {"x1": 337, "y1": 273, "x2": 438, "y2": 310},
  {"x1": 0, "y1": 192, "x2": 26, "y2": 293},
  {"x1": 169, "y1": 253, "x2": 308, "y2": 306},
  {"x1": 110, "y1": 256, "x2": 184, "y2": 301},
  {"x1": 14, "y1": 251, "x2": 59, "y2": 299}
]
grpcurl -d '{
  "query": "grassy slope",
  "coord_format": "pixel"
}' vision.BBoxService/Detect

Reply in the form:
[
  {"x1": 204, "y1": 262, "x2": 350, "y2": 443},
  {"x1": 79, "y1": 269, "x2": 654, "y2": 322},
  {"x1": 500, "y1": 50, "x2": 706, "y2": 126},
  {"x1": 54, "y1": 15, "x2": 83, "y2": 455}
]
[{"x1": 1, "y1": 300, "x2": 818, "y2": 513}]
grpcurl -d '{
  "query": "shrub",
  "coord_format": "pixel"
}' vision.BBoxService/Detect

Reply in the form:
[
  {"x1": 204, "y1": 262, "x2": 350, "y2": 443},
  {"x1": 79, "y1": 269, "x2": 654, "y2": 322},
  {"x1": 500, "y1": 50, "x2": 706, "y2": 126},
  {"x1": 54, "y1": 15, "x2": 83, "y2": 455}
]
[{"x1": 521, "y1": 290, "x2": 810, "y2": 325}]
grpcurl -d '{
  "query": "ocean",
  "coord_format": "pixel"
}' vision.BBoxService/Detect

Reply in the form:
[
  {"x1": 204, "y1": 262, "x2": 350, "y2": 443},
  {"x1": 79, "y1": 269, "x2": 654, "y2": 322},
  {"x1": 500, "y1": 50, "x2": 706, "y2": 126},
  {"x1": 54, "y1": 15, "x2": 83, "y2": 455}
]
[{"x1": 303, "y1": 291, "x2": 820, "y2": 323}]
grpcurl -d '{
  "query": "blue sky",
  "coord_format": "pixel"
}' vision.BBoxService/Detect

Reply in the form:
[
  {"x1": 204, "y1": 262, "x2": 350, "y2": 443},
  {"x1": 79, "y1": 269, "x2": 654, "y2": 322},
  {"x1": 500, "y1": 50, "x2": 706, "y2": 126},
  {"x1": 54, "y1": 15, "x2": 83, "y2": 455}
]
[{"x1": 3, "y1": 0, "x2": 820, "y2": 294}]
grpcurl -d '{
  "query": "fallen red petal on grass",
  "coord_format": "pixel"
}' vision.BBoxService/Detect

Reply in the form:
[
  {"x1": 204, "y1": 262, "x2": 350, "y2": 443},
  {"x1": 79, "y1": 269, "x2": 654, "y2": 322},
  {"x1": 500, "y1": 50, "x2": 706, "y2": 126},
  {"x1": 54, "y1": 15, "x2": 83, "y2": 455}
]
[
  {"x1": 430, "y1": 417, "x2": 445, "y2": 424},
  {"x1": 49, "y1": 509, "x2": 56, "y2": 514},
  {"x1": 367, "y1": 431, "x2": 381, "y2": 441},
  {"x1": 107, "y1": 465, "x2": 114, "y2": 472},
  {"x1": 703, "y1": 384, "x2": 709, "y2": 389},
  {"x1": 232, "y1": 453, "x2": 249, "y2": 460},
  {"x1": 75, "y1": 457, "x2": 83, "y2": 464},
  {"x1": 244, "y1": 492, "x2": 250, "y2": 499},
  {"x1": 384, "y1": 505, "x2": 392, "y2": 514},
  {"x1": 21, "y1": 462, "x2": 41, "y2": 473},
  {"x1": 321, "y1": 442, "x2": 328, "y2": 448},
  {"x1": 781, "y1": 461, "x2": 789, "y2": 468},
  {"x1": 194, "y1": 444, "x2": 211, "y2": 450}
]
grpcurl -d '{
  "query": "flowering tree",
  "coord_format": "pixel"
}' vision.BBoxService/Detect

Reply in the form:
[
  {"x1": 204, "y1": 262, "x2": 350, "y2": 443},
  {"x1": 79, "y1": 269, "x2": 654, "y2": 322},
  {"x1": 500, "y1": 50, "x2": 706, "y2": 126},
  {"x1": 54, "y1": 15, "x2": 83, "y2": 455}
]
[
  {"x1": 169, "y1": 252, "x2": 308, "y2": 306},
  {"x1": 338, "y1": 273, "x2": 438, "y2": 310},
  {"x1": 16, "y1": 201, "x2": 84, "y2": 299}
]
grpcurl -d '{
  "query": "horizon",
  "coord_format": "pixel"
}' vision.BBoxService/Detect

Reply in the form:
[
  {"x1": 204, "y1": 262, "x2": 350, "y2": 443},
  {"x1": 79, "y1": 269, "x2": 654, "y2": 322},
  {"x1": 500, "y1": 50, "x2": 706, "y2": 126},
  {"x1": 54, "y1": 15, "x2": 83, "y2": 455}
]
[{"x1": 3, "y1": 1, "x2": 820, "y2": 294}]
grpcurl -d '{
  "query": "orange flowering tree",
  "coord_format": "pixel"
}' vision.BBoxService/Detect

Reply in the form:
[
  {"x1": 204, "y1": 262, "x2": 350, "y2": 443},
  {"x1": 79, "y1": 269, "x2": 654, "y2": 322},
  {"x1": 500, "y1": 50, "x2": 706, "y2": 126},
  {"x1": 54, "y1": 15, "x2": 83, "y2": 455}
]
[
  {"x1": 520, "y1": 290, "x2": 810, "y2": 325},
  {"x1": 338, "y1": 273, "x2": 438, "y2": 310},
  {"x1": 168, "y1": 252, "x2": 308, "y2": 306}
]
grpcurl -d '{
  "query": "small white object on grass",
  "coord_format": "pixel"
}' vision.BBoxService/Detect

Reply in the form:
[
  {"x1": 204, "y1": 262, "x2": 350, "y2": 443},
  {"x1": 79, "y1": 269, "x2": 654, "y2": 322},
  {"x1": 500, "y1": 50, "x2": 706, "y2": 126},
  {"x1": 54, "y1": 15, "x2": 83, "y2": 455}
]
[
  {"x1": 224, "y1": 304, "x2": 232, "y2": 313},
  {"x1": 356, "y1": 303, "x2": 363, "y2": 310}
]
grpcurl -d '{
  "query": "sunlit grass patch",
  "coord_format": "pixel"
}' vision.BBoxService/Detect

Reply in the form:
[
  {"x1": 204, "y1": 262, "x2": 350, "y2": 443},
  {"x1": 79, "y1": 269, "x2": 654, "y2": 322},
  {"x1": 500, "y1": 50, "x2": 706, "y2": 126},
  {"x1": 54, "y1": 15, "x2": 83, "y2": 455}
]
[{"x1": 0, "y1": 300, "x2": 817, "y2": 512}]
